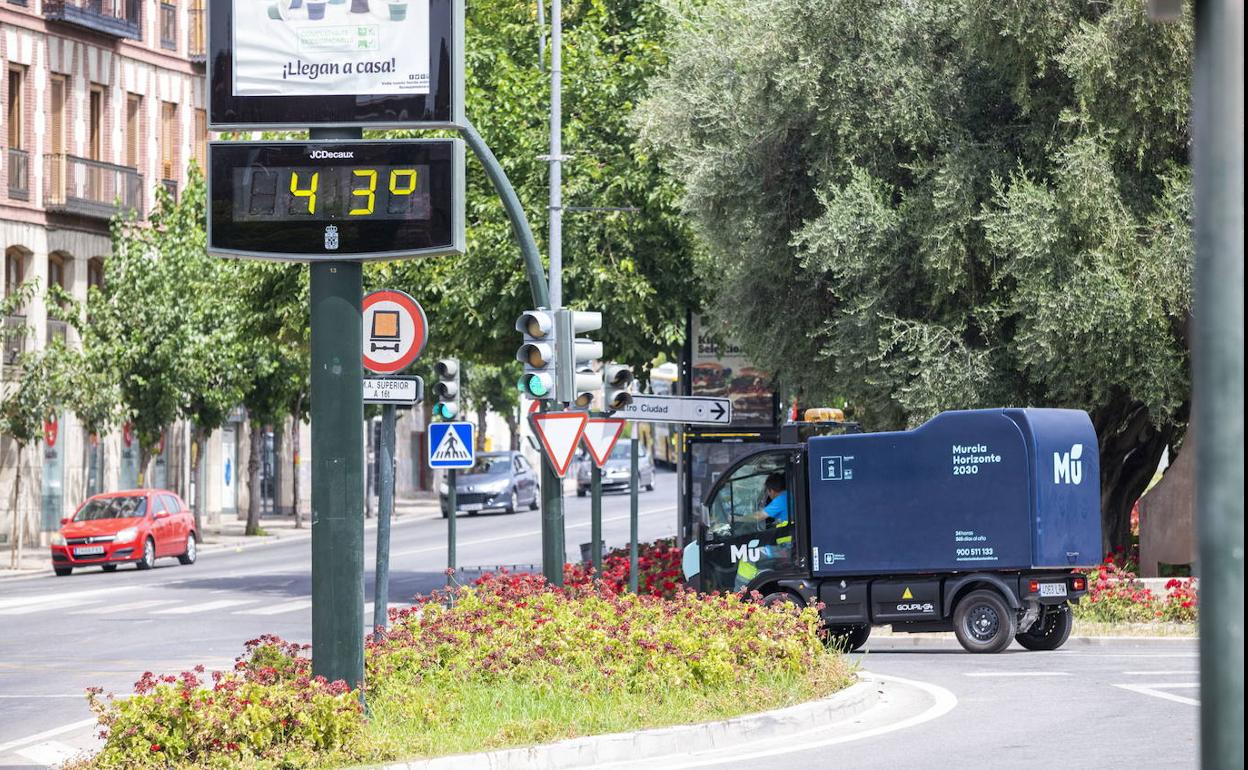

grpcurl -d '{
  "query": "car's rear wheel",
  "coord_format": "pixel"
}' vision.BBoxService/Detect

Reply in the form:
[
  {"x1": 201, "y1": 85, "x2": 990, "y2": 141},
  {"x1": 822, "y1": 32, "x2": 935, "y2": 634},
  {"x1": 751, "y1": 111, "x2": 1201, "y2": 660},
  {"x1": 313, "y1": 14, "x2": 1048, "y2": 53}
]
[
  {"x1": 177, "y1": 534, "x2": 197, "y2": 565},
  {"x1": 101, "y1": 564, "x2": 118, "y2": 573},
  {"x1": 136, "y1": 538, "x2": 156, "y2": 571},
  {"x1": 576, "y1": 487, "x2": 587, "y2": 498},
  {"x1": 54, "y1": 567, "x2": 73, "y2": 577}
]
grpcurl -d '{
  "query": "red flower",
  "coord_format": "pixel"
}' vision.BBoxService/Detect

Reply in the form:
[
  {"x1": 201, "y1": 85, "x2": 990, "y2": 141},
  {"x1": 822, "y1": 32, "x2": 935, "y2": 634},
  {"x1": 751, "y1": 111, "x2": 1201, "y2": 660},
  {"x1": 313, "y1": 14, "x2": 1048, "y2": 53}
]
[{"x1": 150, "y1": 744, "x2": 161, "y2": 752}]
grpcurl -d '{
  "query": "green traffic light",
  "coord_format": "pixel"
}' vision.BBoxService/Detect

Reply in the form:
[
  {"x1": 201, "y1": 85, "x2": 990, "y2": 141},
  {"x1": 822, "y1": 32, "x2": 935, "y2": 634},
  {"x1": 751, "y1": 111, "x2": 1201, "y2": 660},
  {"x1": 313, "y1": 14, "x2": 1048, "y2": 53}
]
[{"x1": 527, "y1": 377, "x2": 549, "y2": 397}]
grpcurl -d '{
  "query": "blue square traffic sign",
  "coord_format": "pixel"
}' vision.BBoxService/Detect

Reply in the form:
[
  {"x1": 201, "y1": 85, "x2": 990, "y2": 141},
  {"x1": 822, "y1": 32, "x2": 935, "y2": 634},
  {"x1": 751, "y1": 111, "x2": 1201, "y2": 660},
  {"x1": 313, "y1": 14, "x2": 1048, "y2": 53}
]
[{"x1": 428, "y1": 422, "x2": 475, "y2": 469}]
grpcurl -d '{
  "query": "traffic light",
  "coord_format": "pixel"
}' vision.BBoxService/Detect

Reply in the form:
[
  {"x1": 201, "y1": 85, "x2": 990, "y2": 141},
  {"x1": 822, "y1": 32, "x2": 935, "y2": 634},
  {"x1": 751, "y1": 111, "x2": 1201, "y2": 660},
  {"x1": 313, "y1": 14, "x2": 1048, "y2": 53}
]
[
  {"x1": 602, "y1": 363, "x2": 634, "y2": 411},
  {"x1": 432, "y1": 358, "x2": 460, "y2": 419},
  {"x1": 516, "y1": 310, "x2": 558, "y2": 400},
  {"x1": 558, "y1": 309, "x2": 603, "y2": 408}
]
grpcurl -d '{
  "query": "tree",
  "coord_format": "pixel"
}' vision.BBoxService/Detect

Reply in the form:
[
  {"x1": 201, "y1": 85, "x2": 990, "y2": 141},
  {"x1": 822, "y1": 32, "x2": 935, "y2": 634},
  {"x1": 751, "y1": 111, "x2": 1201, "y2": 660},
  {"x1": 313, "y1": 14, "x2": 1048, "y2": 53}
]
[
  {"x1": 380, "y1": 0, "x2": 703, "y2": 374},
  {"x1": 1, "y1": 283, "x2": 74, "y2": 567},
  {"x1": 640, "y1": 0, "x2": 1193, "y2": 550},
  {"x1": 463, "y1": 361, "x2": 523, "y2": 450}
]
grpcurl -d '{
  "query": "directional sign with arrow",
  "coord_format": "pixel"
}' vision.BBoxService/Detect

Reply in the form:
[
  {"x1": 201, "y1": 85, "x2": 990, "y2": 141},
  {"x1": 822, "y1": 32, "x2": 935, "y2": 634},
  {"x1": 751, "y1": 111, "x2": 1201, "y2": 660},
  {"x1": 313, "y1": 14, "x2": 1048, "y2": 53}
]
[{"x1": 610, "y1": 394, "x2": 733, "y2": 426}]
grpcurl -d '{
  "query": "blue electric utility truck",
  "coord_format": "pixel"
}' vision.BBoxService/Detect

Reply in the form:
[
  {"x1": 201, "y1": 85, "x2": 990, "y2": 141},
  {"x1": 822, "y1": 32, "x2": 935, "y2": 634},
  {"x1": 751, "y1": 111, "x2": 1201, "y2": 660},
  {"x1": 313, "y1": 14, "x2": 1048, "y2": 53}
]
[{"x1": 683, "y1": 408, "x2": 1102, "y2": 653}]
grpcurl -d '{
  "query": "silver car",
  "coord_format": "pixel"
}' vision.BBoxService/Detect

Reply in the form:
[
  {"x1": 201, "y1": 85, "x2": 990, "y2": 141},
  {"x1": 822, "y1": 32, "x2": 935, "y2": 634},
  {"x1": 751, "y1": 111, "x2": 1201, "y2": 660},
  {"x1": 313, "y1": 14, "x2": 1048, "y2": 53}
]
[
  {"x1": 575, "y1": 439, "x2": 655, "y2": 497},
  {"x1": 441, "y1": 451, "x2": 540, "y2": 517}
]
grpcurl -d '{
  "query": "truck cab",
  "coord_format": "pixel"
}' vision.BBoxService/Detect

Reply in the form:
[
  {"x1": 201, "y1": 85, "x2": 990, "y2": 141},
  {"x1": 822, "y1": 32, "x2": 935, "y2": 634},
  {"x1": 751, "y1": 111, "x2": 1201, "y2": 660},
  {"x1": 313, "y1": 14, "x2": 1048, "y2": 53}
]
[{"x1": 686, "y1": 408, "x2": 1100, "y2": 654}]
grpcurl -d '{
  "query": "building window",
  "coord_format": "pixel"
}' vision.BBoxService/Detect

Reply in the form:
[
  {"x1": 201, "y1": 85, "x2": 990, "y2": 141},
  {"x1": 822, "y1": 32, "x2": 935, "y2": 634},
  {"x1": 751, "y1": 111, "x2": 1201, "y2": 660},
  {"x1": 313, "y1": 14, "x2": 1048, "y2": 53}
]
[
  {"x1": 194, "y1": 109, "x2": 207, "y2": 174},
  {"x1": 6, "y1": 67, "x2": 23, "y2": 150},
  {"x1": 5, "y1": 248, "x2": 26, "y2": 298},
  {"x1": 160, "y1": 101, "x2": 178, "y2": 185},
  {"x1": 126, "y1": 93, "x2": 143, "y2": 169},
  {"x1": 89, "y1": 86, "x2": 105, "y2": 161},
  {"x1": 161, "y1": 2, "x2": 178, "y2": 50},
  {"x1": 88, "y1": 257, "x2": 105, "y2": 290},
  {"x1": 48, "y1": 253, "x2": 67, "y2": 291}
]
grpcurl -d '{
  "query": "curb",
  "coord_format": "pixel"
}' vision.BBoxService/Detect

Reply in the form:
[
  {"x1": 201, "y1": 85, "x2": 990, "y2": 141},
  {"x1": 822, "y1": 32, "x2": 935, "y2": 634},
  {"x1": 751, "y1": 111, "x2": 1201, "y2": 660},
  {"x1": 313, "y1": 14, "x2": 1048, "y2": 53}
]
[
  {"x1": 865, "y1": 634, "x2": 1197, "y2": 648},
  {"x1": 372, "y1": 678, "x2": 879, "y2": 770}
]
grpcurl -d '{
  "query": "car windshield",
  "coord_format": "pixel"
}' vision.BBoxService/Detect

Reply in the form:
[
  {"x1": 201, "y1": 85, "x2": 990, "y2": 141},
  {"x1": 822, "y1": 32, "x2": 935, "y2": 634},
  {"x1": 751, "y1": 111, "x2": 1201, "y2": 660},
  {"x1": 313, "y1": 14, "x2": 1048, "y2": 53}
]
[
  {"x1": 463, "y1": 457, "x2": 510, "y2": 476},
  {"x1": 609, "y1": 441, "x2": 634, "y2": 460},
  {"x1": 73, "y1": 496, "x2": 148, "y2": 521}
]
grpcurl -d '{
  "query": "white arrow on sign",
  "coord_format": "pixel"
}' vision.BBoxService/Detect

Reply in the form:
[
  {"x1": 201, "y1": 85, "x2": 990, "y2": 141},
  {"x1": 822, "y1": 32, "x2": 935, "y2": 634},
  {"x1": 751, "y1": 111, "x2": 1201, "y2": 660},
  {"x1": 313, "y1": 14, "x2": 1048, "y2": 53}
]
[
  {"x1": 611, "y1": 394, "x2": 732, "y2": 425},
  {"x1": 530, "y1": 412, "x2": 589, "y2": 477}
]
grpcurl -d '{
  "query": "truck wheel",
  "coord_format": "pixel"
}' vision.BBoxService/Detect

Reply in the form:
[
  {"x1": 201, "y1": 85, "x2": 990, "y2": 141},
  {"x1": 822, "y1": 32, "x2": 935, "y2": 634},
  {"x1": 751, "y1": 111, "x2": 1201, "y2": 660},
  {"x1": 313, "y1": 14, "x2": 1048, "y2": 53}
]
[
  {"x1": 826, "y1": 624, "x2": 871, "y2": 652},
  {"x1": 953, "y1": 589, "x2": 1017, "y2": 653},
  {"x1": 1015, "y1": 603, "x2": 1073, "y2": 651},
  {"x1": 761, "y1": 591, "x2": 802, "y2": 611}
]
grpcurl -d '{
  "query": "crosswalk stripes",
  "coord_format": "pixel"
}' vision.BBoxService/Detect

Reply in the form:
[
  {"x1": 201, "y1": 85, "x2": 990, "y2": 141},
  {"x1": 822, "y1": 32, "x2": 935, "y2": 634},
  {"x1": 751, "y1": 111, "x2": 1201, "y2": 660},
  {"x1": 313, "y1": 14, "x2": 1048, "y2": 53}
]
[
  {"x1": 0, "y1": 596, "x2": 104, "y2": 616},
  {"x1": 72, "y1": 600, "x2": 178, "y2": 615},
  {"x1": 234, "y1": 599, "x2": 312, "y2": 616},
  {"x1": 151, "y1": 599, "x2": 259, "y2": 614}
]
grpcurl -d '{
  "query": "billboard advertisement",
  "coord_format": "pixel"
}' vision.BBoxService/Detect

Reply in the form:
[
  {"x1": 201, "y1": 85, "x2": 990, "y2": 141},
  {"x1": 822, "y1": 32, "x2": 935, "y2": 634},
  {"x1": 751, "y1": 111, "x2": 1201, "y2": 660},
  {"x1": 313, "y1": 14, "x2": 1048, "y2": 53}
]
[
  {"x1": 231, "y1": 0, "x2": 430, "y2": 97},
  {"x1": 690, "y1": 315, "x2": 776, "y2": 428}
]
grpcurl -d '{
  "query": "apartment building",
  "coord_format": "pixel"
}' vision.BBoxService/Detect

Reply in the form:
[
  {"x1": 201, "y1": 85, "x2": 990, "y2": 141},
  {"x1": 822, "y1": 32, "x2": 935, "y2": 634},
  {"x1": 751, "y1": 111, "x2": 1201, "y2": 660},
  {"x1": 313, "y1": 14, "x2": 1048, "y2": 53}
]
[{"x1": 0, "y1": 0, "x2": 240, "y2": 549}]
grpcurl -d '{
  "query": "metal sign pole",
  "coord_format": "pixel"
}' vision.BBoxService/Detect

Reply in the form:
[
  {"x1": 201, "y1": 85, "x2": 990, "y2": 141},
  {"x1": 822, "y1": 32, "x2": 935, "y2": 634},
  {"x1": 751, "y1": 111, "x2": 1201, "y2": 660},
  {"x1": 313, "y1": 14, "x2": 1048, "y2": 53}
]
[
  {"x1": 629, "y1": 431, "x2": 639, "y2": 593},
  {"x1": 372, "y1": 403, "x2": 396, "y2": 641},
  {"x1": 591, "y1": 464, "x2": 603, "y2": 573},
  {"x1": 446, "y1": 468, "x2": 457, "y2": 586},
  {"x1": 309, "y1": 124, "x2": 365, "y2": 689}
]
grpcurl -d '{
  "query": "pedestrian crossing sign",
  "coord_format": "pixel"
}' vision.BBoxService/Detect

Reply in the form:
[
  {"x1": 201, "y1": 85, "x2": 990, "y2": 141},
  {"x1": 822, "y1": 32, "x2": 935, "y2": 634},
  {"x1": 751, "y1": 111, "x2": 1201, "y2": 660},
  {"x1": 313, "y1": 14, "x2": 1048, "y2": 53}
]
[{"x1": 428, "y1": 422, "x2": 475, "y2": 469}]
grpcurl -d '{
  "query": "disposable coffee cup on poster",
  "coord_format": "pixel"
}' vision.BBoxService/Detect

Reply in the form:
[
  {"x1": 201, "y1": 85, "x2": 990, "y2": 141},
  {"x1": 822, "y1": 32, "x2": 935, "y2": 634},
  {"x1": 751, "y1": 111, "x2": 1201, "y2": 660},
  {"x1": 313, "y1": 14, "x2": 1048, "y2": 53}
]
[
  {"x1": 329, "y1": 0, "x2": 347, "y2": 6},
  {"x1": 387, "y1": 0, "x2": 406, "y2": 20},
  {"x1": 266, "y1": 2, "x2": 282, "y2": 18},
  {"x1": 306, "y1": 0, "x2": 325, "y2": 18}
]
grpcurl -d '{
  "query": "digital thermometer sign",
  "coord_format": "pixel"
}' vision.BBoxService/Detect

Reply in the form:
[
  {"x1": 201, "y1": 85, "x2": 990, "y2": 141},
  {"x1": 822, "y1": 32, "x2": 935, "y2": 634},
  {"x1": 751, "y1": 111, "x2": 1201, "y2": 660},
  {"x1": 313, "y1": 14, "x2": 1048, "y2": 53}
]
[{"x1": 208, "y1": 139, "x2": 464, "y2": 260}]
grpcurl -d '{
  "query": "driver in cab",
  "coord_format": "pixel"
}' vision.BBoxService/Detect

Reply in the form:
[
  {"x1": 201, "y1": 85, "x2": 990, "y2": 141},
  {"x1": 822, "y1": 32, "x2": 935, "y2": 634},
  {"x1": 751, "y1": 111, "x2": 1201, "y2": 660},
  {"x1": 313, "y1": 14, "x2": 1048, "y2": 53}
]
[{"x1": 746, "y1": 472, "x2": 790, "y2": 530}]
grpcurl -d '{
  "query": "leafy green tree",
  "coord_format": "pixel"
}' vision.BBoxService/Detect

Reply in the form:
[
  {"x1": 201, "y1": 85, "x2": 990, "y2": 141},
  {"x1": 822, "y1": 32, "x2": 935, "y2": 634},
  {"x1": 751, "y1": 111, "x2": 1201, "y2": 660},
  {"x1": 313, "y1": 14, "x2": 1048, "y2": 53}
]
[
  {"x1": 640, "y1": 0, "x2": 1193, "y2": 549},
  {"x1": 464, "y1": 361, "x2": 523, "y2": 450},
  {"x1": 380, "y1": 0, "x2": 702, "y2": 373}
]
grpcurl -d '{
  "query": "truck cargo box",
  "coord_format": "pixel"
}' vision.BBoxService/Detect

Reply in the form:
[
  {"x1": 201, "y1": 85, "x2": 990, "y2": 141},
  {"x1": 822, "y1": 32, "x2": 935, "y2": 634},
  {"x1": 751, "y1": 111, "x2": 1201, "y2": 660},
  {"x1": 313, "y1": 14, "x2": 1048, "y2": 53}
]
[{"x1": 807, "y1": 408, "x2": 1101, "y2": 576}]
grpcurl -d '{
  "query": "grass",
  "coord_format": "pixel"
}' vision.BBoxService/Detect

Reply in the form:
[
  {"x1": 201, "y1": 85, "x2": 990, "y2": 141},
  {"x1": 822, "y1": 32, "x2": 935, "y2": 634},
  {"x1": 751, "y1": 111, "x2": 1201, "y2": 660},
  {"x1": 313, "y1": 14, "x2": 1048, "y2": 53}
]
[
  {"x1": 358, "y1": 665, "x2": 855, "y2": 762},
  {"x1": 1071, "y1": 619, "x2": 1197, "y2": 638}
]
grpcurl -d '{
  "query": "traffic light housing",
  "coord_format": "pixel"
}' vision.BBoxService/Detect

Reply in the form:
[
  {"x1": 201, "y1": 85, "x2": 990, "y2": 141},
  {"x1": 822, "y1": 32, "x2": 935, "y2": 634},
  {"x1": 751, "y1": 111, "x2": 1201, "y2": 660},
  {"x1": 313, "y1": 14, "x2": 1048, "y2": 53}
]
[
  {"x1": 602, "y1": 363, "x2": 634, "y2": 411},
  {"x1": 516, "y1": 310, "x2": 557, "y2": 400},
  {"x1": 558, "y1": 310, "x2": 603, "y2": 408},
  {"x1": 432, "y1": 358, "x2": 460, "y2": 419}
]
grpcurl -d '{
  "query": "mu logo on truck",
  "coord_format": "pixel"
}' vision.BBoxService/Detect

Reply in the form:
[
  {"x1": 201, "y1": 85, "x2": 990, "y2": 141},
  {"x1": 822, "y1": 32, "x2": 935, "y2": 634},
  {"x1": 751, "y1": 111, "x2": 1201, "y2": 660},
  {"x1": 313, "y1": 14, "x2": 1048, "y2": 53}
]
[
  {"x1": 731, "y1": 539, "x2": 763, "y2": 564},
  {"x1": 1053, "y1": 443, "x2": 1085, "y2": 485}
]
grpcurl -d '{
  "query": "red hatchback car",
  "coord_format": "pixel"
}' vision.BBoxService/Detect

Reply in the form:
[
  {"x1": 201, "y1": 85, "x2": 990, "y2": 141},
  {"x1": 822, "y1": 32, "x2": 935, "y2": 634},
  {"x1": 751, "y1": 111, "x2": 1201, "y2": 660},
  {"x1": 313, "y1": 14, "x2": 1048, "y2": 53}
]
[{"x1": 49, "y1": 490, "x2": 198, "y2": 576}]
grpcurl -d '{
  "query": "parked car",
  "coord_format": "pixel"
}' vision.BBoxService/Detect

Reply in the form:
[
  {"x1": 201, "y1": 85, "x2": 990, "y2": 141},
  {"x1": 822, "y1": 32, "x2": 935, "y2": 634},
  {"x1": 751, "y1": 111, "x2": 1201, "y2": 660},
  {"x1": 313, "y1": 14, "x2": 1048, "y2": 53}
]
[
  {"x1": 576, "y1": 439, "x2": 656, "y2": 497},
  {"x1": 49, "y1": 490, "x2": 198, "y2": 576},
  {"x1": 440, "y1": 451, "x2": 540, "y2": 517}
]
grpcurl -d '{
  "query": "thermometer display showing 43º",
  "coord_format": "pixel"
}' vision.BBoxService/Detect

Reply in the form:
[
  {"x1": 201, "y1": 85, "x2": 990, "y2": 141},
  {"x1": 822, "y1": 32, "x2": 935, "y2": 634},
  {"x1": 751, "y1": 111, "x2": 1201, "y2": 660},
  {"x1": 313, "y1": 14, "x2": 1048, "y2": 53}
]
[{"x1": 232, "y1": 164, "x2": 432, "y2": 222}]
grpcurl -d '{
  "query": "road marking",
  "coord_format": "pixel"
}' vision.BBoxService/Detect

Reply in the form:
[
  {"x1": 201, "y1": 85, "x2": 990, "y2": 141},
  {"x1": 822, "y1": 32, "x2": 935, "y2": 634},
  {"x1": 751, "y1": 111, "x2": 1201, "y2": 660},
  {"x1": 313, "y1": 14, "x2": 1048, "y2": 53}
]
[
  {"x1": 0, "y1": 718, "x2": 97, "y2": 754},
  {"x1": 390, "y1": 506, "x2": 674, "y2": 558},
  {"x1": 0, "y1": 596, "x2": 105, "y2": 615},
  {"x1": 623, "y1": 672, "x2": 958, "y2": 770},
  {"x1": 0, "y1": 582, "x2": 186, "y2": 611},
  {"x1": 1122, "y1": 670, "x2": 1200, "y2": 676},
  {"x1": 1113, "y1": 683, "x2": 1200, "y2": 706},
  {"x1": 151, "y1": 599, "x2": 258, "y2": 614},
  {"x1": 17, "y1": 740, "x2": 82, "y2": 765},
  {"x1": 235, "y1": 599, "x2": 312, "y2": 616},
  {"x1": 71, "y1": 600, "x2": 179, "y2": 615},
  {"x1": 0, "y1": 694, "x2": 86, "y2": 698},
  {"x1": 963, "y1": 671, "x2": 1071, "y2": 677}
]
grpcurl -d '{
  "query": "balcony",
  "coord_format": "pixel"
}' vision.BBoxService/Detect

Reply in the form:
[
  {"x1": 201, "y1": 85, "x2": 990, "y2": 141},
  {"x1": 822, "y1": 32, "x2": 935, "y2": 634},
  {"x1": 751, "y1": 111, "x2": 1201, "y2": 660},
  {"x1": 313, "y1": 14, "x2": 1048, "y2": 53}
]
[
  {"x1": 188, "y1": 5, "x2": 205, "y2": 62},
  {"x1": 46, "y1": 319, "x2": 68, "y2": 346},
  {"x1": 43, "y1": 0, "x2": 141, "y2": 40},
  {"x1": 8, "y1": 149, "x2": 30, "y2": 201},
  {"x1": 44, "y1": 154, "x2": 144, "y2": 220}
]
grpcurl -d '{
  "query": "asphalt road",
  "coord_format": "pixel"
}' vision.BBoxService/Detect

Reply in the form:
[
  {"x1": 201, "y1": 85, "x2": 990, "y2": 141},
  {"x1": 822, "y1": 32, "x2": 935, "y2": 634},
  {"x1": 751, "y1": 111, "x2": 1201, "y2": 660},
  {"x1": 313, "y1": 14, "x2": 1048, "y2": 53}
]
[{"x1": 0, "y1": 469, "x2": 678, "y2": 766}]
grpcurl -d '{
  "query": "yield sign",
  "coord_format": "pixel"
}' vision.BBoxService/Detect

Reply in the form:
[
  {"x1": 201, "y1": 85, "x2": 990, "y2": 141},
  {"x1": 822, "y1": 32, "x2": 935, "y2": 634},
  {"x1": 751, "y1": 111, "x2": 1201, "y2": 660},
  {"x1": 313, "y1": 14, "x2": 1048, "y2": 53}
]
[
  {"x1": 581, "y1": 418, "x2": 626, "y2": 468},
  {"x1": 530, "y1": 411, "x2": 589, "y2": 478}
]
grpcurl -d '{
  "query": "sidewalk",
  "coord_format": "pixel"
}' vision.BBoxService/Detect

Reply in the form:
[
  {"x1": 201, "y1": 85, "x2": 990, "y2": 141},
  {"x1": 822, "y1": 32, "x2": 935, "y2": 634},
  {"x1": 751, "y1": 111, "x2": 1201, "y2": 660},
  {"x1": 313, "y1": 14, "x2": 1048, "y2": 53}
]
[{"x1": 0, "y1": 495, "x2": 443, "y2": 581}]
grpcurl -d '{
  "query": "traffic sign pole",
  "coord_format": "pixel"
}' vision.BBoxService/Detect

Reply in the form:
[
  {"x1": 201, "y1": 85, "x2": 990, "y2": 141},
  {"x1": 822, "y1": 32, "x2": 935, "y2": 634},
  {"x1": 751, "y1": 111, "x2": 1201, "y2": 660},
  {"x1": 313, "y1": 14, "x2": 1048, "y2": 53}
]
[
  {"x1": 591, "y1": 464, "x2": 602, "y2": 573},
  {"x1": 629, "y1": 429, "x2": 639, "y2": 593},
  {"x1": 309, "y1": 159, "x2": 365, "y2": 689},
  {"x1": 541, "y1": 406, "x2": 566, "y2": 586},
  {"x1": 372, "y1": 404, "x2": 396, "y2": 641},
  {"x1": 447, "y1": 468, "x2": 457, "y2": 586}
]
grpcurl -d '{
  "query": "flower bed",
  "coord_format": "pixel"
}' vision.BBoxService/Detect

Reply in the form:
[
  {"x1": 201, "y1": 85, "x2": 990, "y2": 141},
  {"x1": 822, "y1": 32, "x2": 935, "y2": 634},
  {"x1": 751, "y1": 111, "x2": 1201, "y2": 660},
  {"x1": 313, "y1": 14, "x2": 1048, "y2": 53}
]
[
  {"x1": 562, "y1": 537, "x2": 684, "y2": 597},
  {"x1": 78, "y1": 574, "x2": 852, "y2": 770},
  {"x1": 1073, "y1": 555, "x2": 1198, "y2": 625}
]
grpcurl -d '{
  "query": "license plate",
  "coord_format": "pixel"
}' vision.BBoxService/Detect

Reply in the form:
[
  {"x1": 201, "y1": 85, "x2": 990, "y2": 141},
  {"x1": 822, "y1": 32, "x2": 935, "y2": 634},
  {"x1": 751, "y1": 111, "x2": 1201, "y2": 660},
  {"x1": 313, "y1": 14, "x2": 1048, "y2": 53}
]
[
  {"x1": 461, "y1": 503, "x2": 483, "y2": 512},
  {"x1": 74, "y1": 546, "x2": 105, "y2": 557},
  {"x1": 1039, "y1": 583, "x2": 1068, "y2": 597}
]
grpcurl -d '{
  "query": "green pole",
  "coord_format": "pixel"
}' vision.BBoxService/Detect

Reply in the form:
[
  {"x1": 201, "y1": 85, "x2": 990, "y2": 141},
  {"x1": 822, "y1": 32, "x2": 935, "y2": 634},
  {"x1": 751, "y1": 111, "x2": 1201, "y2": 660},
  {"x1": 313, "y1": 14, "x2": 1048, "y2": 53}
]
[
  {"x1": 540, "y1": 441, "x2": 565, "y2": 586},
  {"x1": 629, "y1": 431, "x2": 639, "y2": 593},
  {"x1": 309, "y1": 126, "x2": 364, "y2": 690},
  {"x1": 1193, "y1": 1, "x2": 1244, "y2": 766},
  {"x1": 372, "y1": 404, "x2": 395, "y2": 642},
  {"x1": 446, "y1": 468, "x2": 457, "y2": 586},
  {"x1": 591, "y1": 463, "x2": 603, "y2": 573},
  {"x1": 309, "y1": 262, "x2": 364, "y2": 688}
]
